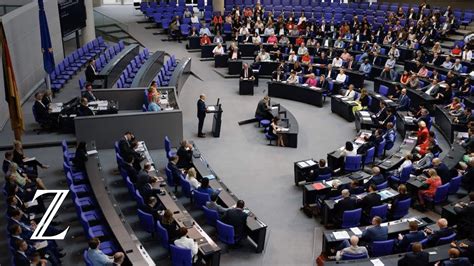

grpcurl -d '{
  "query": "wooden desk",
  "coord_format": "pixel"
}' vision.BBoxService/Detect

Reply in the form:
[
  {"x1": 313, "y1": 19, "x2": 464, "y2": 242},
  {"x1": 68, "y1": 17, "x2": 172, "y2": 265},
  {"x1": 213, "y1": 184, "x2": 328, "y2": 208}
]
[
  {"x1": 268, "y1": 81, "x2": 325, "y2": 107},
  {"x1": 86, "y1": 151, "x2": 155, "y2": 266},
  {"x1": 139, "y1": 142, "x2": 221, "y2": 265},
  {"x1": 191, "y1": 145, "x2": 268, "y2": 253}
]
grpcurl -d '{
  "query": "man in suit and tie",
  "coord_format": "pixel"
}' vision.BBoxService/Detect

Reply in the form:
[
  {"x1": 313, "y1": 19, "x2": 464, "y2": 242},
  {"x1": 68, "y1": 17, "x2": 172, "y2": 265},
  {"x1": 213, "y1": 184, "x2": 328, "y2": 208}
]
[
  {"x1": 442, "y1": 248, "x2": 472, "y2": 266},
  {"x1": 361, "y1": 216, "x2": 388, "y2": 246},
  {"x1": 318, "y1": 74, "x2": 330, "y2": 92},
  {"x1": 122, "y1": 155, "x2": 139, "y2": 183},
  {"x1": 32, "y1": 92, "x2": 52, "y2": 127},
  {"x1": 222, "y1": 200, "x2": 248, "y2": 242},
  {"x1": 118, "y1": 132, "x2": 142, "y2": 170},
  {"x1": 197, "y1": 94, "x2": 208, "y2": 137},
  {"x1": 240, "y1": 63, "x2": 255, "y2": 80},
  {"x1": 85, "y1": 59, "x2": 105, "y2": 86},
  {"x1": 358, "y1": 184, "x2": 382, "y2": 216},
  {"x1": 77, "y1": 97, "x2": 94, "y2": 117},
  {"x1": 398, "y1": 242, "x2": 429, "y2": 266},
  {"x1": 255, "y1": 96, "x2": 273, "y2": 120},
  {"x1": 397, "y1": 220, "x2": 427, "y2": 251},
  {"x1": 41, "y1": 89, "x2": 53, "y2": 107},
  {"x1": 424, "y1": 218, "x2": 454, "y2": 247},
  {"x1": 136, "y1": 163, "x2": 163, "y2": 200},
  {"x1": 375, "y1": 101, "x2": 388, "y2": 121},
  {"x1": 82, "y1": 83, "x2": 97, "y2": 102},
  {"x1": 333, "y1": 189, "x2": 358, "y2": 226},
  {"x1": 397, "y1": 88, "x2": 411, "y2": 111},
  {"x1": 271, "y1": 68, "x2": 284, "y2": 82}
]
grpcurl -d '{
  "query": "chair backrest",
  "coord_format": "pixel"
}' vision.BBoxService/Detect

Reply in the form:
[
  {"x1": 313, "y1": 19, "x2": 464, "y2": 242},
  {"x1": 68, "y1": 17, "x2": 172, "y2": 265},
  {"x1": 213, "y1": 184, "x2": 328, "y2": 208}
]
[
  {"x1": 379, "y1": 85, "x2": 389, "y2": 96},
  {"x1": 137, "y1": 209, "x2": 155, "y2": 234},
  {"x1": 342, "y1": 208, "x2": 362, "y2": 228},
  {"x1": 372, "y1": 239, "x2": 395, "y2": 257},
  {"x1": 135, "y1": 189, "x2": 145, "y2": 207},
  {"x1": 164, "y1": 136, "x2": 172, "y2": 157},
  {"x1": 193, "y1": 190, "x2": 210, "y2": 209},
  {"x1": 399, "y1": 164, "x2": 413, "y2": 183},
  {"x1": 432, "y1": 183, "x2": 450, "y2": 204},
  {"x1": 156, "y1": 220, "x2": 170, "y2": 249},
  {"x1": 437, "y1": 232, "x2": 456, "y2": 245},
  {"x1": 202, "y1": 205, "x2": 219, "y2": 227},
  {"x1": 375, "y1": 181, "x2": 388, "y2": 191},
  {"x1": 341, "y1": 252, "x2": 367, "y2": 260},
  {"x1": 83, "y1": 249, "x2": 93, "y2": 266},
  {"x1": 316, "y1": 173, "x2": 332, "y2": 182},
  {"x1": 345, "y1": 155, "x2": 362, "y2": 172},
  {"x1": 165, "y1": 166, "x2": 175, "y2": 186},
  {"x1": 125, "y1": 176, "x2": 135, "y2": 196},
  {"x1": 364, "y1": 147, "x2": 375, "y2": 164},
  {"x1": 376, "y1": 139, "x2": 386, "y2": 158},
  {"x1": 180, "y1": 176, "x2": 192, "y2": 198},
  {"x1": 216, "y1": 220, "x2": 235, "y2": 245},
  {"x1": 448, "y1": 175, "x2": 462, "y2": 194},
  {"x1": 392, "y1": 198, "x2": 411, "y2": 219},
  {"x1": 369, "y1": 204, "x2": 388, "y2": 221},
  {"x1": 170, "y1": 244, "x2": 193, "y2": 266}
]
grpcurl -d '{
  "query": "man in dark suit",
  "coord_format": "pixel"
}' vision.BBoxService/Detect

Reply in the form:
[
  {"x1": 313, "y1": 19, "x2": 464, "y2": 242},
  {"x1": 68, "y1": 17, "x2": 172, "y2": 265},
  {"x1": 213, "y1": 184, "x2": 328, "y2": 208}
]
[
  {"x1": 255, "y1": 96, "x2": 273, "y2": 120},
  {"x1": 398, "y1": 242, "x2": 429, "y2": 266},
  {"x1": 442, "y1": 248, "x2": 472, "y2": 266},
  {"x1": 361, "y1": 216, "x2": 388, "y2": 246},
  {"x1": 333, "y1": 189, "x2": 358, "y2": 226},
  {"x1": 82, "y1": 83, "x2": 97, "y2": 102},
  {"x1": 367, "y1": 167, "x2": 386, "y2": 187},
  {"x1": 14, "y1": 239, "x2": 34, "y2": 266},
  {"x1": 309, "y1": 159, "x2": 331, "y2": 181},
  {"x1": 122, "y1": 155, "x2": 139, "y2": 183},
  {"x1": 222, "y1": 200, "x2": 248, "y2": 242},
  {"x1": 32, "y1": 92, "x2": 51, "y2": 126},
  {"x1": 358, "y1": 184, "x2": 382, "y2": 216},
  {"x1": 424, "y1": 218, "x2": 454, "y2": 247},
  {"x1": 454, "y1": 192, "x2": 474, "y2": 239},
  {"x1": 85, "y1": 59, "x2": 104, "y2": 85},
  {"x1": 375, "y1": 101, "x2": 388, "y2": 121},
  {"x1": 240, "y1": 63, "x2": 255, "y2": 80},
  {"x1": 271, "y1": 68, "x2": 285, "y2": 82},
  {"x1": 397, "y1": 220, "x2": 427, "y2": 251},
  {"x1": 317, "y1": 74, "x2": 330, "y2": 92},
  {"x1": 197, "y1": 94, "x2": 207, "y2": 138},
  {"x1": 136, "y1": 163, "x2": 162, "y2": 200},
  {"x1": 397, "y1": 89, "x2": 411, "y2": 111},
  {"x1": 430, "y1": 158, "x2": 451, "y2": 184},
  {"x1": 142, "y1": 196, "x2": 163, "y2": 220},
  {"x1": 118, "y1": 132, "x2": 142, "y2": 170},
  {"x1": 77, "y1": 97, "x2": 94, "y2": 117},
  {"x1": 167, "y1": 156, "x2": 183, "y2": 192},
  {"x1": 41, "y1": 89, "x2": 53, "y2": 107}
]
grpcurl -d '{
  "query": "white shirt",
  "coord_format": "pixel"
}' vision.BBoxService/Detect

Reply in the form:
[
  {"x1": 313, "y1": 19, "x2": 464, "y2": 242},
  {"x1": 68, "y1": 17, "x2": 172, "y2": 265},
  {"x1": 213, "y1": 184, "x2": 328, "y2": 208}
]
[
  {"x1": 462, "y1": 50, "x2": 472, "y2": 62},
  {"x1": 332, "y1": 58, "x2": 343, "y2": 67},
  {"x1": 344, "y1": 89, "x2": 355, "y2": 100},
  {"x1": 297, "y1": 46, "x2": 308, "y2": 55},
  {"x1": 288, "y1": 54, "x2": 298, "y2": 63},
  {"x1": 174, "y1": 236, "x2": 199, "y2": 258},
  {"x1": 213, "y1": 46, "x2": 224, "y2": 55},
  {"x1": 397, "y1": 159, "x2": 412, "y2": 174},
  {"x1": 336, "y1": 73, "x2": 347, "y2": 83},
  {"x1": 385, "y1": 59, "x2": 396, "y2": 69},
  {"x1": 287, "y1": 75, "x2": 298, "y2": 84},
  {"x1": 190, "y1": 16, "x2": 199, "y2": 24},
  {"x1": 186, "y1": 175, "x2": 200, "y2": 189}
]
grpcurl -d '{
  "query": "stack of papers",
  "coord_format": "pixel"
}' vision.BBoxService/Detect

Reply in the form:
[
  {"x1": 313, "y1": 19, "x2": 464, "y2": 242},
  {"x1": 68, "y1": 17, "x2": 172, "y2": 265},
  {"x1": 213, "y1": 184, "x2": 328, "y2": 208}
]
[
  {"x1": 204, "y1": 174, "x2": 216, "y2": 180},
  {"x1": 306, "y1": 160, "x2": 316, "y2": 166},
  {"x1": 297, "y1": 161, "x2": 309, "y2": 168},
  {"x1": 333, "y1": 231, "x2": 351, "y2": 240},
  {"x1": 371, "y1": 258, "x2": 384, "y2": 266},
  {"x1": 87, "y1": 150, "x2": 98, "y2": 155},
  {"x1": 359, "y1": 111, "x2": 371, "y2": 116},
  {"x1": 350, "y1": 227, "x2": 363, "y2": 236},
  {"x1": 207, "y1": 106, "x2": 216, "y2": 111}
]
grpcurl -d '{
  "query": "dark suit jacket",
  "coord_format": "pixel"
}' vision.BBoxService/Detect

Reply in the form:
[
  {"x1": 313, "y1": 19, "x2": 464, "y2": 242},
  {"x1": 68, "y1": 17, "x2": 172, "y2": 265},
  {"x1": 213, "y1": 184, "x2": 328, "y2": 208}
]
[
  {"x1": 334, "y1": 197, "x2": 357, "y2": 221},
  {"x1": 398, "y1": 94, "x2": 410, "y2": 111},
  {"x1": 82, "y1": 90, "x2": 97, "y2": 102},
  {"x1": 361, "y1": 225, "x2": 388, "y2": 244},
  {"x1": 240, "y1": 68, "x2": 254, "y2": 79},
  {"x1": 368, "y1": 174, "x2": 386, "y2": 186},
  {"x1": 197, "y1": 99, "x2": 206, "y2": 118},
  {"x1": 14, "y1": 251, "x2": 31, "y2": 266},
  {"x1": 435, "y1": 163, "x2": 451, "y2": 184},
  {"x1": 454, "y1": 202, "x2": 474, "y2": 239},
  {"x1": 318, "y1": 79, "x2": 329, "y2": 91},
  {"x1": 118, "y1": 138, "x2": 140, "y2": 162},
  {"x1": 427, "y1": 227, "x2": 454, "y2": 246},
  {"x1": 33, "y1": 100, "x2": 50, "y2": 123},
  {"x1": 176, "y1": 146, "x2": 193, "y2": 169},
  {"x1": 397, "y1": 230, "x2": 426, "y2": 251},
  {"x1": 2, "y1": 159, "x2": 11, "y2": 174},
  {"x1": 359, "y1": 192, "x2": 382, "y2": 214},
  {"x1": 123, "y1": 163, "x2": 139, "y2": 183},
  {"x1": 222, "y1": 208, "x2": 248, "y2": 239},
  {"x1": 441, "y1": 258, "x2": 472, "y2": 266},
  {"x1": 85, "y1": 65, "x2": 97, "y2": 83},
  {"x1": 77, "y1": 105, "x2": 94, "y2": 116},
  {"x1": 398, "y1": 251, "x2": 429, "y2": 266},
  {"x1": 41, "y1": 96, "x2": 52, "y2": 107},
  {"x1": 167, "y1": 162, "x2": 182, "y2": 184},
  {"x1": 272, "y1": 71, "x2": 284, "y2": 81}
]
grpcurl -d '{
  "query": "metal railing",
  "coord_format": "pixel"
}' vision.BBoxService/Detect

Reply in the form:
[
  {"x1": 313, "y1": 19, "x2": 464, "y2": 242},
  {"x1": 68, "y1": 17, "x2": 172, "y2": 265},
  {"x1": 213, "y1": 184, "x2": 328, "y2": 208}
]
[{"x1": 93, "y1": 9, "x2": 129, "y2": 32}]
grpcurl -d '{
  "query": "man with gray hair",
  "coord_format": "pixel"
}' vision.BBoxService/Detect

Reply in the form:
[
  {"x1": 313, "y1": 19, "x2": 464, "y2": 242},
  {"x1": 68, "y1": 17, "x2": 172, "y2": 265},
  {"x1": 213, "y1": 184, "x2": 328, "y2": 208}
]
[
  {"x1": 333, "y1": 189, "x2": 357, "y2": 227},
  {"x1": 424, "y1": 218, "x2": 454, "y2": 247},
  {"x1": 335, "y1": 235, "x2": 368, "y2": 261}
]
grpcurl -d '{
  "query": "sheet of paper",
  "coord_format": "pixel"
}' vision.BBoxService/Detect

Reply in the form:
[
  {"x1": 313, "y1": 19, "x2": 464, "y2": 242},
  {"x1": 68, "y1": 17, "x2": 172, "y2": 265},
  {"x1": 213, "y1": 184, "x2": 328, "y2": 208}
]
[
  {"x1": 207, "y1": 106, "x2": 216, "y2": 111},
  {"x1": 305, "y1": 160, "x2": 316, "y2": 166},
  {"x1": 350, "y1": 227, "x2": 363, "y2": 235},
  {"x1": 87, "y1": 150, "x2": 98, "y2": 155},
  {"x1": 297, "y1": 161, "x2": 309, "y2": 168},
  {"x1": 25, "y1": 200, "x2": 38, "y2": 208},
  {"x1": 428, "y1": 251, "x2": 437, "y2": 255},
  {"x1": 333, "y1": 231, "x2": 351, "y2": 240},
  {"x1": 34, "y1": 241, "x2": 48, "y2": 250},
  {"x1": 371, "y1": 258, "x2": 384, "y2": 266},
  {"x1": 359, "y1": 111, "x2": 371, "y2": 116}
]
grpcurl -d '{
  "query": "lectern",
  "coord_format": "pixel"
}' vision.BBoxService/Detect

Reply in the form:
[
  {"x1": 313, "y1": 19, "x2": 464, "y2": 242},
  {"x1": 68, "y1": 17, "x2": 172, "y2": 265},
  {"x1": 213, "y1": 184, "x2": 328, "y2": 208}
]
[
  {"x1": 208, "y1": 99, "x2": 223, "y2": 138},
  {"x1": 214, "y1": 54, "x2": 228, "y2": 68},
  {"x1": 239, "y1": 79, "x2": 254, "y2": 95}
]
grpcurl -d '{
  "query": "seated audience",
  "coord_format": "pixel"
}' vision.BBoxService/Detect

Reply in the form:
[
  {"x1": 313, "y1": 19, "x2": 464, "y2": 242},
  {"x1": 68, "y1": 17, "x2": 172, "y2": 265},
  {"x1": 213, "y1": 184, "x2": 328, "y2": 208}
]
[
  {"x1": 398, "y1": 242, "x2": 429, "y2": 266},
  {"x1": 424, "y1": 218, "x2": 454, "y2": 247},
  {"x1": 335, "y1": 235, "x2": 368, "y2": 261},
  {"x1": 221, "y1": 200, "x2": 248, "y2": 242},
  {"x1": 397, "y1": 220, "x2": 426, "y2": 251},
  {"x1": 86, "y1": 237, "x2": 124, "y2": 265}
]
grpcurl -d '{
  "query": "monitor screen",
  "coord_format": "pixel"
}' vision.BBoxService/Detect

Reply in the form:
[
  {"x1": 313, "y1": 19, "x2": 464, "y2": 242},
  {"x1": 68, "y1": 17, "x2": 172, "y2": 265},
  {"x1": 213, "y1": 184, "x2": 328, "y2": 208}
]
[{"x1": 58, "y1": 0, "x2": 87, "y2": 37}]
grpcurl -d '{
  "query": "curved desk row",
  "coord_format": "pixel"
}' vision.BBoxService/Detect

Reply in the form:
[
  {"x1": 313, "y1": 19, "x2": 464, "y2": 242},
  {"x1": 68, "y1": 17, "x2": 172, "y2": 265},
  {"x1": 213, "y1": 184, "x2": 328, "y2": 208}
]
[
  {"x1": 191, "y1": 145, "x2": 268, "y2": 253},
  {"x1": 130, "y1": 51, "x2": 165, "y2": 87},
  {"x1": 140, "y1": 142, "x2": 221, "y2": 265},
  {"x1": 168, "y1": 57, "x2": 192, "y2": 96},
  {"x1": 434, "y1": 105, "x2": 467, "y2": 144},
  {"x1": 267, "y1": 81, "x2": 325, "y2": 107},
  {"x1": 99, "y1": 44, "x2": 140, "y2": 88},
  {"x1": 85, "y1": 150, "x2": 155, "y2": 266},
  {"x1": 270, "y1": 103, "x2": 299, "y2": 148}
]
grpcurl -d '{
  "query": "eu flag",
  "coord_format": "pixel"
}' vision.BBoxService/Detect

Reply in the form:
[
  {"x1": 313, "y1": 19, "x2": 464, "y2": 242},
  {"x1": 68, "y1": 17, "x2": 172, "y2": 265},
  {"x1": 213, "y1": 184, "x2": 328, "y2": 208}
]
[{"x1": 39, "y1": 0, "x2": 55, "y2": 74}]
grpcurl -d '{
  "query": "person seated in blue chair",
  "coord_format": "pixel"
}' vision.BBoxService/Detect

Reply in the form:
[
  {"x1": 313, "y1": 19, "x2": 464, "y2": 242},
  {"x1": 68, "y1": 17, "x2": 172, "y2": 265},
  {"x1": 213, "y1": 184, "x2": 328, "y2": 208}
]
[
  {"x1": 308, "y1": 159, "x2": 332, "y2": 182},
  {"x1": 197, "y1": 177, "x2": 217, "y2": 196},
  {"x1": 86, "y1": 237, "x2": 124, "y2": 266},
  {"x1": 396, "y1": 220, "x2": 426, "y2": 252},
  {"x1": 335, "y1": 235, "x2": 368, "y2": 261},
  {"x1": 388, "y1": 184, "x2": 411, "y2": 217},
  {"x1": 383, "y1": 122, "x2": 396, "y2": 148},
  {"x1": 358, "y1": 184, "x2": 382, "y2": 217},
  {"x1": 147, "y1": 95, "x2": 161, "y2": 112},
  {"x1": 168, "y1": 155, "x2": 184, "y2": 192},
  {"x1": 333, "y1": 189, "x2": 358, "y2": 227},
  {"x1": 424, "y1": 218, "x2": 454, "y2": 247},
  {"x1": 174, "y1": 227, "x2": 199, "y2": 263},
  {"x1": 206, "y1": 192, "x2": 228, "y2": 215},
  {"x1": 441, "y1": 248, "x2": 472, "y2": 266},
  {"x1": 366, "y1": 166, "x2": 386, "y2": 187},
  {"x1": 398, "y1": 242, "x2": 429, "y2": 266},
  {"x1": 397, "y1": 88, "x2": 411, "y2": 111},
  {"x1": 361, "y1": 216, "x2": 388, "y2": 246},
  {"x1": 221, "y1": 200, "x2": 249, "y2": 244},
  {"x1": 77, "y1": 97, "x2": 94, "y2": 117}
]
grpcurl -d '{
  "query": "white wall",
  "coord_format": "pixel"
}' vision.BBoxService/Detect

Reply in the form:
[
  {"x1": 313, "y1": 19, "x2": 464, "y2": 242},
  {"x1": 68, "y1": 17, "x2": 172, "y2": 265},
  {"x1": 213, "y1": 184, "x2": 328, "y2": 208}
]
[
  {"x1": 0, "y1": 0, "x2": 33, "y2": 5},
  {"x1": 0, "y1": 0, "x2": 64, "y2": 130}
]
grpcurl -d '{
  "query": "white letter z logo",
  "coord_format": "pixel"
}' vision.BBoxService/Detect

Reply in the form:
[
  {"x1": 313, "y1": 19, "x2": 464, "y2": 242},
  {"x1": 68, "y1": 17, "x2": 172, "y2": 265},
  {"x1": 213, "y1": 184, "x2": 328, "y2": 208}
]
[{"x1": 30, "y1": 190, "x2": 70, "y2": 240}]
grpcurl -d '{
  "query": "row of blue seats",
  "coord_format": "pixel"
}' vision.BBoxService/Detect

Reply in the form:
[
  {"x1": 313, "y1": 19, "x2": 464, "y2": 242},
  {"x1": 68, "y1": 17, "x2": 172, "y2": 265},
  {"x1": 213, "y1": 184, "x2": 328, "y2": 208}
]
[
  {"x1": 61, "y1": 140, "x2": 121, "y2": 261},
  {"x1": 78, "y1": 40, "x2": 127, "y2": 91},
  {"x1": 50, "y1": 37, "x2": 108, "y2": 92},
  {"x1": 142, "y1": 4, "x2": 213, "y2": 21},
  {"x1": 116, "y1": 48, "x2": 150, "y2": 88}
]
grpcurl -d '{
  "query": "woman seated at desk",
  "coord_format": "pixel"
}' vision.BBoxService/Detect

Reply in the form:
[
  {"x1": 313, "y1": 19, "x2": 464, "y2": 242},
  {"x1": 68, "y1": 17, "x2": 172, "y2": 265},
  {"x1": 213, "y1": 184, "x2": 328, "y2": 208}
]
[
  {"x1": 292, "y1": 61, "x2": 303, "y2": 75},
  {"x1": 286, "y1": 70, "x2": 299, "y2": 84},
  {"x1": 186, "y1": 168, "x2": 201, "y2": 190},
  {"x1": 341, "y1": 141, "x2": 357, "y2": 158},
  {"x1": 160, "y1": 209, "x2": 179, "y2": 242},
  {"x1": 352, "y1": 88, "x2": 370, "y2": 114},
  {"x1": 301, "y1": 52, "x2": 311, "y2": 65},
  {"x1": 148, "y1": 95, "x2": 162, "y2": 112},
  {"x1": 305, "y1": 73, "x2": 317, "y2": 87},
  {"x1": 388, "y1": 184, "x2": 411, "y2": 219},
  {"x1": 270, "y1": 117, "x2": 286, "y2": 147},
  {"x1": 416, "y1": 169, "x2": 442, "y2": 211},
  {"x1": 446, "y1": 97, "x2": 463, "y2": 115},
  {"x1": 200, "y1": 34, "x2": 211, "y2": 46}
]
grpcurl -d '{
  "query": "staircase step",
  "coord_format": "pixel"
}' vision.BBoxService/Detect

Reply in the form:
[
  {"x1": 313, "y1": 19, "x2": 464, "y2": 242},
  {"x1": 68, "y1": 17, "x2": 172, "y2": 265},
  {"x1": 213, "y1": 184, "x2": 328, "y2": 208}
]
[{"x1": 121, "y1": 38, "x2": 138, "y2": 45}]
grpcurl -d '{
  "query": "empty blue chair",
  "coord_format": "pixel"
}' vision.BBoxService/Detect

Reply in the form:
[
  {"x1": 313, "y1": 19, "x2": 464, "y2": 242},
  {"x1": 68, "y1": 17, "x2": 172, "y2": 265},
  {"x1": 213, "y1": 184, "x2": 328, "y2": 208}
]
[
  {"x1": 424, "y1": 183, "x2": 450, "y2": 205},
  {"x1": 448, "y1": 176, "x2": 462, "y2": 194},
  {"x1": 391, "y1": 198, "x2": 411, "y2": 220},
  {"x1": 203, "y1": 205, "x2": 219, "y2": 227},
  {"x1": 134, "y1": 189, "x2": 145, "y2": 207},
  {"x1": 376, "y1": 181, "x2": 388, "y2": 191},
  {"x1": 376, "y1": 139, "x2": 386, "y2": 158},
  {"x1": 368, "y1": 204, "x2": 388, "y2": 221},
  {"x1": 363, "y1": 147, "x2": 375, "y2": 166},
  {"x1": 87, "y1": 225, "x2": 111, "y2": 240},
  {"x1": 437, "y1": 233, "x2": 456, "y2": 245},
  {"x1": 345, "y1": 155, "x2": 362, "y2": 172},
  {"x1": 341, "y1": 208, "x2": 362, "y2": 228},
  {"x1": 165, "y1": 166, "x2": 176, "y2": 187},
  {"x1": 193, "y1": 190, "x2": 210, "y2": 209},
  {"x1": 341, "y1": 252, "x2": 368, "y2": 260},
  {"x1": 216, "y1": 220, "x2": 237, "y2": 245},
  {"x1": 371, "y1": 239, "x2": 395, "y2": 256},
  {"x1": 379, "y1": 85, "x2": 389, "y2": 96},
  {"x1": 138, "y1": 209, "x2": 155, "y2": 235},
  {"x1": 164, "y1": 136, "x2": 176, "y2": 159},
  {"x1": 180, "y1": 176, "x2": 192, "y2": 198},
  {"x1": 389, "y1": 164, "x2": 413, "y2": 184},
  {"x1": 170, "y1": 244, "x2": 193, "y2": 266},
  {"x1": 125, "y1": 176, "x2": 136, "y2": 196},
  {"x1": 156, "y1": 221, "x2": 170, "y2": 249}
]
